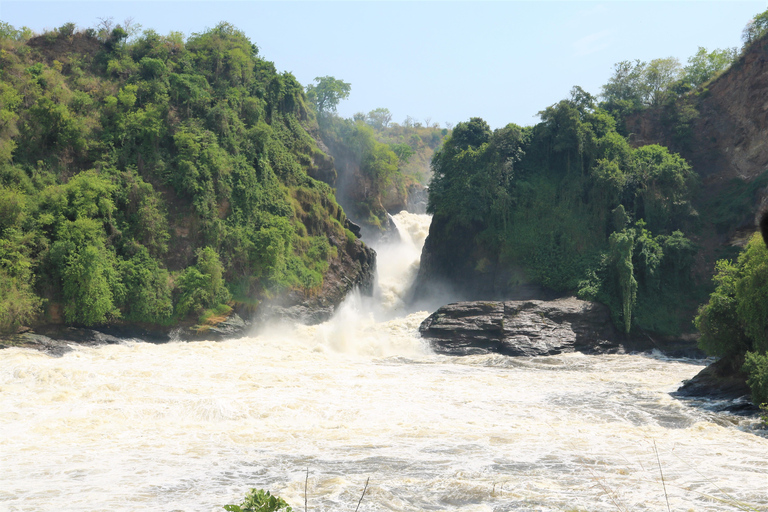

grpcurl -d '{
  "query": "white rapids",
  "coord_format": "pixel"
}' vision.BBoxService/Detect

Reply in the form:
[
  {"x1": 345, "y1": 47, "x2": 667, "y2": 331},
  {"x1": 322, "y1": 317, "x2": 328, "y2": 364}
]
[{"x1": 1, "y1": 211, "x2": 767, "y2": 512}]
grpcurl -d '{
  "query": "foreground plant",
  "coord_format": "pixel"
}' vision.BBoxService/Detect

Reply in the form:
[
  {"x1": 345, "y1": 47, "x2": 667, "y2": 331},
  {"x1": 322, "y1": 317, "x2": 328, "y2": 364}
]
[{"x1": 224, "y1": 489, "x2": 292, "y2": 512}]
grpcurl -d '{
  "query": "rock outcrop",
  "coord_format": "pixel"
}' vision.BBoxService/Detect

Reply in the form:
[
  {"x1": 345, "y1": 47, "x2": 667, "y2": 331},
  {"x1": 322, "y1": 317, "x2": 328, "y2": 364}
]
[
  {"x1": 627, "y1": 38, "x2": 768, "y2": 183},
  {"x1": 419, "y1": 298, "x2": 622, "y2": 356},
  {"x1": 674, "y1": 356, "x2": 751, "y2": 400},
  {"x1": 0, "y1": 313, "x2": 254, "y2": 354},
  {"x1": 672, "y1": 355, "x2": 756, "y2": 414},
  {"x1": 256, "y1": 237, "x2": 376, "y2": 325},
  {"x1": 411, "y1": 216, "x2": 558, "y2": 304}
]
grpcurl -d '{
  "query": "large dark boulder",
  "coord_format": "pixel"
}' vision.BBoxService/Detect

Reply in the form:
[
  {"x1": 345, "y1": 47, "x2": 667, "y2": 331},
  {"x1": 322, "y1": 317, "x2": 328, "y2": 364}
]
[
  {"x1": 673, "y1": 355, "x2": 755, "y2": 414},
  {"x1": 419, "y1": 298, "x2": 623, "y2": 356}
]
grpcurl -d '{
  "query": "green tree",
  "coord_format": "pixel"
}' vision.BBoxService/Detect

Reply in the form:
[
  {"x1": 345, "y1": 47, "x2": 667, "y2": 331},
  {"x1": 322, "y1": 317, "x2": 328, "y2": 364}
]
[
  {"x1": 62, "y1": 244, "x2": 122, "y2": 326},
  {"x1": 601, "y1": 60, "x2": 648, "y2": 111},
  {"x1": 601, "y1": 57, "x2": 683, "y2": 109},
  {"x1": 628, "y1": 144, "x2": 695, "y2": 233},
  {"x1": 683, "y1": 46, "x2": 738, "y2": 88},
  {"x1": 390, "y1": 142, "x2": 415, "y2": 164},
  {"x1": 366, "y1": 107, "x2": 392, "y2": 130},
  {"x1": 0, "y1": 22, "x2": 33, "y2": 41},
  {"x1": 305, "y1": 76, "x2": 351, "y2": 115},
  {"x1": 121, "y1": 246, "x2": 172, "y2": 323},
  {"x1": 176, "y1": 246, "x2": 231, "y2": 317},
  {"x1": 645, "y1": 57, "x2": 683, "y2": 106},
  {"x1": 696, "y1": 234, "x2": 768, "y2": 405},
  {"x1": 0, "y1": 271, "x2": 42, "y2": 331},
  {"x1": 734, "y1": 234, "x2": 768, "y2": 352},
  {"x1": 743, "y1": 7, "x2": 768, "y2": 44},
  {"x1": 695, "y1": 259, "x2": 751, "y2": 357},
  {"x1": 743, "y1": 352, "x2": 768, "y2": 406}
]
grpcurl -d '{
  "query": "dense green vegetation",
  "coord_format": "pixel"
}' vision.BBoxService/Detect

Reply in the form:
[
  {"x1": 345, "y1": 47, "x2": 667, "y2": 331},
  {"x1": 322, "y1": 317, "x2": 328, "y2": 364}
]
[
  {"x1": 309, "y1": 79, "x2": 449, "y2": 230},
  {"x1": 428, "y1": 90, "x2": 698, "y2": 335},
  {"x1": 224, "y1": 489, "x2": 293, "y2": 512},
  {"x1": 0, "y1": 21, "x2": 361, "y2": 332},
  {"x1": 695, "y1": 234, "x2": 768, "y2": 406},
  {"x1": 425, "y1": 6, "x2": 768, "y2": 404}
]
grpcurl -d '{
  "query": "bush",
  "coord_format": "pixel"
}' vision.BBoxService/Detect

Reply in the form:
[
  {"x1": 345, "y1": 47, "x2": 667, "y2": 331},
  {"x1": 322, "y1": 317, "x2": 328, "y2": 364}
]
[
  {"x1": 743, "y1": 351, "x2": 768, "y2": 406},
  {"x1": 175, "y1": 247, "x2": 231, "y2": 317},
  {"x1": 0, "y1": 271, "x2": 42, "y2": 332},
  {"x1": 224, "y1": 489, "x2": 292, "y2": 512},
  {"x1": 120, "y1": 247, "x2": 172, "y2": 324}
]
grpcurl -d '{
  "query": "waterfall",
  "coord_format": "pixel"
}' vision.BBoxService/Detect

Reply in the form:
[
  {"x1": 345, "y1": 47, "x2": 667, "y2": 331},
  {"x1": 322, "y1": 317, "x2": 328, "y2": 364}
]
[{"x1": 371, "y1": 211, "x2": 432, "y2": 316}]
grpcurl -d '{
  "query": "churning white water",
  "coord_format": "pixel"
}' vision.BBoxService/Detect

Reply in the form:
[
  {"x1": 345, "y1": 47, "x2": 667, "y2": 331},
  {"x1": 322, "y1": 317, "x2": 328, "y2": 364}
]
[
  {"x1": 372, "y1": 211, "x2": 431, "y2": 315},
  {"x1": 1, "y1": 211, "x2": 767, "y2": 512}
]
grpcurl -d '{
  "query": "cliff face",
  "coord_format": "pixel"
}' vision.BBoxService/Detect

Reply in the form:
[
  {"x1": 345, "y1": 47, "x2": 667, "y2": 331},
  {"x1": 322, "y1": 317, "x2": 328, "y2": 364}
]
[
  {"x1": 627, "y1": 38, "x2": 768, "y2": 185},
  {"x1": 411, "y1": 216, "x2": 556, "y2": 305},
  {"x1": 622, "y1": 36, "x2": 768, "y2": 285},
  {"x1": 413, "y1": 39, "x2": 768, "y2": 336}
]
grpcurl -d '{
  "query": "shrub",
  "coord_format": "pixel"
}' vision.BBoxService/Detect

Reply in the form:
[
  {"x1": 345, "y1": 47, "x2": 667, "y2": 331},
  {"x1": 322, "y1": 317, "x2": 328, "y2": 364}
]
[
  {"x1": 743, "y1": 351, "x2": 768, "y2": 406},
  {"x1": 175, "y1": 247, "x2": 231, "y2": 317},
  {"x1": 224, "y1": 489, "x2": 292, "y2": 512},
  {"x1": 696, "y1": 234, "x2": 768, "y2": 405}
]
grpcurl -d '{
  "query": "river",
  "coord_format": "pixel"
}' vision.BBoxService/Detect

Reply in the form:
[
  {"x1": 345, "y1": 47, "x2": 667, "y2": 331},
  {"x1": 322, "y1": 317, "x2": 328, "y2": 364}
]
[{"x1": 1, "y1": 212, "x2": 766, "y2": 511}]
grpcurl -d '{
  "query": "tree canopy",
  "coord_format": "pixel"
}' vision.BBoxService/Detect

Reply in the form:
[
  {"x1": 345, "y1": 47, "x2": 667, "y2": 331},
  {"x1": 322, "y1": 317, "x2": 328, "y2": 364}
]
[
  {"x1": 428, "y1": 92, "x2": 698, "y2": 336},
  {"x1": 306, "y1": 76, "x2": 351, "y2": 115},
  {"x1": 0, "y1": 21, "x2": 362, "y2": 331}
]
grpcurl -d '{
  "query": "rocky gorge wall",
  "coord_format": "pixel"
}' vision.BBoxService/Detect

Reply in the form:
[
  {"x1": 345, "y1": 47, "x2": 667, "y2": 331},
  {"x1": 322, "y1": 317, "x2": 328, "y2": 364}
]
[
  {"x1": 411, "y1": 216, "x2": 558, "y2": 306},
  {"x1": 627, "y1": 37, "x2": 768, "y2": 186}
]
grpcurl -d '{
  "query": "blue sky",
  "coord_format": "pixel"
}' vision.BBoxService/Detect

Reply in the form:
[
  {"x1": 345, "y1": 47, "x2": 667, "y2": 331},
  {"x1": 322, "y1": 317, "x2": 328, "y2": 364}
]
[{"x1": 2, "y1": 1, "x2": 764, "y2": 128}]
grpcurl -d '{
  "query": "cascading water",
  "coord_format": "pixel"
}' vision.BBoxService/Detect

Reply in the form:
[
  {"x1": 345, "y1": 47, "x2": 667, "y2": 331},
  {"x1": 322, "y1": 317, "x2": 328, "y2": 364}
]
[
  {"x1": 371, "y1": 211, "x2": 431, "y2": 316},
  {"x1": 1, "y1": 211, "x2": 767, "y2": 512}
]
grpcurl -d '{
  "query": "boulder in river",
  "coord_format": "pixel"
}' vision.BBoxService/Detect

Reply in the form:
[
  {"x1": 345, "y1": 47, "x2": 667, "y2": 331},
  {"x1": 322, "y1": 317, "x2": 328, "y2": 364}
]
[
  {"x1": 672, "y1": 354, "x2": 756, "y2": 413},
  {"x1": 419, "y1": 298, "x2": 622, "y2": 356}
]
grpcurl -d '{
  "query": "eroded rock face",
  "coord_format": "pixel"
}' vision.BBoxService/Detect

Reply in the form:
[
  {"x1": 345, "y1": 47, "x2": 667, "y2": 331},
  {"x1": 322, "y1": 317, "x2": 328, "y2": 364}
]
[
  {"x1": 256, "y1": 238, "x2": 376, "y2": 325},
  {"x1": 419, "y1": 298, "x2": 621, "y2": 356},
  {"x1": 411, "y1": 216, "x2": 557, "y2": 303},
  {"x1": 626, "y1": 39, "x2": 768, "y2": 183}
]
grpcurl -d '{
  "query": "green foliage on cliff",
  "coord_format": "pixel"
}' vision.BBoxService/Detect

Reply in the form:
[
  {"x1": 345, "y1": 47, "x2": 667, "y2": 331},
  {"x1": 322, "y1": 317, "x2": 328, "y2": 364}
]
[
  {"x1": 696, "y1": 234, "x2": 768, "y2": 405},
  {"x1": 316, "y1": 106, "x2": 448, "y2": 229},
  {"x1": 428, "y1": 88, "x2": 698, "y2": 335},
  {"x1": 742, "y1": 6, "x2": 768, "y2": 44},
  {"x1": 0, "y1": 21, "x2": 356, "y2": 331},
  {"x1": 600, "y1": 45, "x2": 737, "y2": 142}
]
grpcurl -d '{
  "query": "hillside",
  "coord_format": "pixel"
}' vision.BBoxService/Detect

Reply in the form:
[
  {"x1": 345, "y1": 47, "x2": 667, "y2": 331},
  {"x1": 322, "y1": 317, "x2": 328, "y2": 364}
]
[
  {"x1": 627, "y1": 35, "x2": 768, "y2": 184},
  {"x1": 0, "y1": 22, "x2": 373, "y2": 335},
  {"x1": 315, "y1": 107, "x2": 448, "y2": 239},
  {"x1": 623, "y1": 33, "x2": 768, "y2": 270}
]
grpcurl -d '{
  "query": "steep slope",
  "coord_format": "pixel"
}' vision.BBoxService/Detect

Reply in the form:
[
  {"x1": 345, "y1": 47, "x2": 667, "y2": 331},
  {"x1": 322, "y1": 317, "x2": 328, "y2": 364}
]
[
  {"x1": 414, "y1": 32, "x2": 768, "y2": 359},
  {"x1": 627, "y1": 36, "x2": 768, "y2": 183},
  {"x1": 622, "y1": 33, "x2": 768, "y2": 289},
  {"x1": 0, "y1": 23, "x2": 373, "y2": 335}
]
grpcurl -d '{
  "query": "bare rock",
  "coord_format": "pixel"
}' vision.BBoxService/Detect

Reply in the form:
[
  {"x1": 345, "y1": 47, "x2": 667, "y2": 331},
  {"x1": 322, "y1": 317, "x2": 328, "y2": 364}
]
[{"x1": 419, "y1": 298, "x2": 621, "y2": 356}]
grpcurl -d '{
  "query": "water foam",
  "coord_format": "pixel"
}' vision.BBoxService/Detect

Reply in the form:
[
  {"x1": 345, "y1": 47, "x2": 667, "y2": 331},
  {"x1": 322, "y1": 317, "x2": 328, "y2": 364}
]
[
  {"x1": 372, "y1": 211, "x2": 432, "y2": 315},
  {"x1": 2, "y1": 212, "x2": 767, "y2": 511}
]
